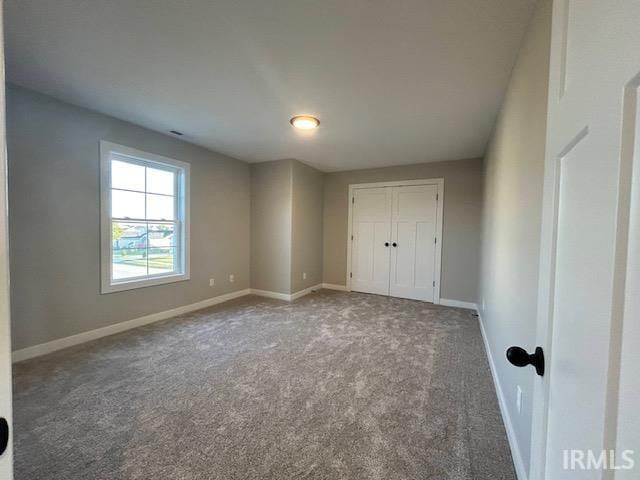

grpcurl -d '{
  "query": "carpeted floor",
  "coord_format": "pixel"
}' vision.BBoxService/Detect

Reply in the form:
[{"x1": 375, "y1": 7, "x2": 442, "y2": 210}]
[{"x1": 13, "y1": 290, "x2": 515, "y2": 480}]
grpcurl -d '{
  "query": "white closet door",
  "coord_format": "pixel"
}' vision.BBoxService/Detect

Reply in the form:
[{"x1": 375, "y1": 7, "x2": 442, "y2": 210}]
[
  {"x1": 351, "y1": 187, "x2": 392, "y2": 296},
  {"x1": 389, "y1": 185, "x2": 438, "y2": 302},
  {"x1": 527, "y1": 2, "x2": 640, "y2": 478}
]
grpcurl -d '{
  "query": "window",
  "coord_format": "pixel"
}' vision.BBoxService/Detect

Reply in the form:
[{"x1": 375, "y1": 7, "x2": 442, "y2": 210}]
[{"x1": 100, "y1": 141, "x2": 190, "y2": 293}]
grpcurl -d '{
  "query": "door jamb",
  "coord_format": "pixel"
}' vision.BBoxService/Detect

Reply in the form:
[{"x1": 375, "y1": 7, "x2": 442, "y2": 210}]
[
  {"x1": 0, "y1": 5, "x2": 13, "y2": 476},
  {"x1": 346, "y1": 178, "x2": 444, "y2": 304},
  {"x1": 528, "y1": 0, "x2": 582, "y2": 475}
]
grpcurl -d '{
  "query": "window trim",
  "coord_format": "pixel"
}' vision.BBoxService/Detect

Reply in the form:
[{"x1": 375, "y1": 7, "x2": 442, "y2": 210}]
[{"x1": 100, "y1": 141, "x2": 190, "y2": 294}]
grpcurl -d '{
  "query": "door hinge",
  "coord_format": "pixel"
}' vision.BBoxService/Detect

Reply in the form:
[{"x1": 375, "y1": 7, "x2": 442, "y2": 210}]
[
  {"x1": 350, "y1": 272, "x2": 353, "y2": 278},
  {"x1": 434, "y1": 237, "x2": 437, "y2": 244},
  {"x1": 352, "y1": 197, "x2": 355, "y2": 204},
  {"x1": 436, "y1": 193, "x2": 439, "y2": 201},
  {"x1": 351, "y1": 235, "x2": 354, "y2": 240},
  {"x1": 433, "y1": 281, "x2": 435, "y2": 287}
]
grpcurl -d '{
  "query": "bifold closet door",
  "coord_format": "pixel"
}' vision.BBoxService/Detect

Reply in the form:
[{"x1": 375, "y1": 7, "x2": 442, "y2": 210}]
[
  {"x1": 350, "y1": 187, "x2": 392, "y2": 296},
  {"x1": 389, "y1": 185, "x2": 438, "y2": 302}
]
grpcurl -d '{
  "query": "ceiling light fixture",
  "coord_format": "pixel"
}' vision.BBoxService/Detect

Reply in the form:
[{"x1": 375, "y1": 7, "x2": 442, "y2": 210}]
[{"x1": 290, "y1": 115, "x2": 320, "y2": 130}]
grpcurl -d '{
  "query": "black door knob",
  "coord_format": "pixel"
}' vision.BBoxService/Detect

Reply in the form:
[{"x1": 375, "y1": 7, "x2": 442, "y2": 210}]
[
  {"x1": 384, "y1": 242, "x2": 389, "y2": 247},
  {"x1": 0, "y1": 417, "x2": 8, "y2": 456},
  {"x1": 506, "y1": 346, "x2": 545, "y2": 376},
  {"x1": 392, "y1": 242, "x2": 397, "y2": 247}
]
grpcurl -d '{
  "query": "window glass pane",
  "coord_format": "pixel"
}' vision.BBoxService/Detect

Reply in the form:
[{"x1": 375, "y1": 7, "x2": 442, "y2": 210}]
[
  {"x1": 112, "y1": 190, "x2": 145, "y2": 219},
  {"x1": 104, "y1": 150, "x2": 187, "y2": 290},
  {"x1": 112, "y1": 248, "x2": 148, "y2": 280},
  {"x1": 147, "y1": 223, "x2": 175, "y2": 247},
  {"x1": 148, "y1": 246, "x2": 176, "y2": 276},
  {"x1": 146, "y1": 194, "x2": 175, "y2": 220},
  {"x1": 112, "y1": 221, "x2": 147, "y2": 250},
  {"x1": 111, "y1": 160, "x2": 145, "y2": 192},
  {"x1": 147, "y1": 167, "x2": 175, "y2": 196}
]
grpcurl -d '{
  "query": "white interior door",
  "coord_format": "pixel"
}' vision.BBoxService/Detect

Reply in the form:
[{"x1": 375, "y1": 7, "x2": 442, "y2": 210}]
[
  {"x1": 389, "y1": 185, "x2": 438, "y2": 302},
  {"x1": 0, "y1": 4, "x2": 14, "y2": 477},
  {"x1": 530, "y1": 2, "x2": 640, "y2": 479},
  {"x1": 350, "y1": 187, "x2": 392, "y2": 296}
]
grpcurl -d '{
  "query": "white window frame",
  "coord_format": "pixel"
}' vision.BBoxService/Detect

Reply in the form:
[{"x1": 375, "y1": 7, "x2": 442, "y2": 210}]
[{"x1": 100, "y1": 141, "x2": 190, "y2": 293}]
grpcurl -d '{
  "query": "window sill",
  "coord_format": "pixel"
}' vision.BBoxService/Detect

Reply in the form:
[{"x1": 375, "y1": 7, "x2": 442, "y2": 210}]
[{"x1": 101, "y1": 272, "x2": 190, "y2": 294}]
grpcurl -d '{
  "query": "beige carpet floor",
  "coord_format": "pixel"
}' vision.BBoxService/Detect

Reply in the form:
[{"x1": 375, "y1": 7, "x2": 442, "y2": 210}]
[{"x1": 13, "y1": 290, "x2": 515, "y2": 479}]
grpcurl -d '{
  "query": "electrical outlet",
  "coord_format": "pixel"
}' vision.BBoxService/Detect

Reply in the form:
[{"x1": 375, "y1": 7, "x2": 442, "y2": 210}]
[
  {"x1": 229, "y1": 274, "x2": 234, "y2": 283},
  {"x1": 209, "y1": 278, "x2": 215, "y2": 287},
  {"x1": 516, "y1": 385, "x2": 523, "y2": 414},
  {"x1": 303, "y1": 272, "x2": 307, "y2": 280}
]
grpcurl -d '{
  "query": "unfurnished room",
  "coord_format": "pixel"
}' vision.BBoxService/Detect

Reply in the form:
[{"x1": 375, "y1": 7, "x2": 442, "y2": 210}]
[{"x1": 0, "y1": 1, "x2": 639, "y2": 479}]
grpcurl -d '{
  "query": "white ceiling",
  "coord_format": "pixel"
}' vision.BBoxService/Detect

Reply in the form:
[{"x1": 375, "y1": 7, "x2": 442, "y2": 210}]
[{"x1": 6, "y1": 0, "x2": 536, "y2": 172}]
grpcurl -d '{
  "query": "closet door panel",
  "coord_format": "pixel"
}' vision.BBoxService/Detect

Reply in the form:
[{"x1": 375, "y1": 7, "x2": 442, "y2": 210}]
[
  {"x1": 390, "y1": 185, "x2": 437, "y2": 301},
  {"x1": 414, "y1": 220, "x2": 436, "y2": 290},
  {"x1": 350, "y1": 187, "x2": 392, "y2": 296}
]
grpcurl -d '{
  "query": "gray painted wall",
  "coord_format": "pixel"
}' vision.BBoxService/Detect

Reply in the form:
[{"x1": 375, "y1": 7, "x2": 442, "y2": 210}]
[
  {"x1": 250, "y1": 160, "x2": 293, "y2": 294},
  {"x1": 322, "y1": 158, "x2": 483, "y2": 303},
  {"x1": 251, "y1": 159, "x2": 324, "y2": 295},
  {"x1": 7, "y1": 85, "x2": 251, "y2": 350},
  {"x1": 8, "y1": 88, "x2": 485, "y2": 351},
  {"x1": 478, "y1": 0, "x2": 551, "y2": 472},
  {"x1": 291, "y1": 161, "x2": 324, "y2": 293}
]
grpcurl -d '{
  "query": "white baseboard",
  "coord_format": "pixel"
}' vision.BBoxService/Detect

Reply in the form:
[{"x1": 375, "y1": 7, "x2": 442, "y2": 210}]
[
  {"x1": 13, "y1": 284, "x2": 327, "y2": 362},
  {"x1": 439, "y1": 298, "x2": 478, "y2": 310},
  {"x1": 477, "y1": 311, "x2": 528, "y2": 480},
  {"x1": 321, "y1": 283, "x2": 349, "y2": 291},
  {"x1": 12, "y1": 288, "x2": 252, "y2": 363},
  {"x1": 251, "y1": 284, "x2": 322, "y2": 302},
  {"x1": 250, "y1": 288, "x2": 291, "y2": 301},
  {"x1": 290, "y1": 284, "x2": 323, "y2": 300}
]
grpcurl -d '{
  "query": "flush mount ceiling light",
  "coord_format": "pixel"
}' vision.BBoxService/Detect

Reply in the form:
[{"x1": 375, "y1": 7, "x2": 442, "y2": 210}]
[{"x1": 290, "y1": 115, "x2": 320, "y2": 130}]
